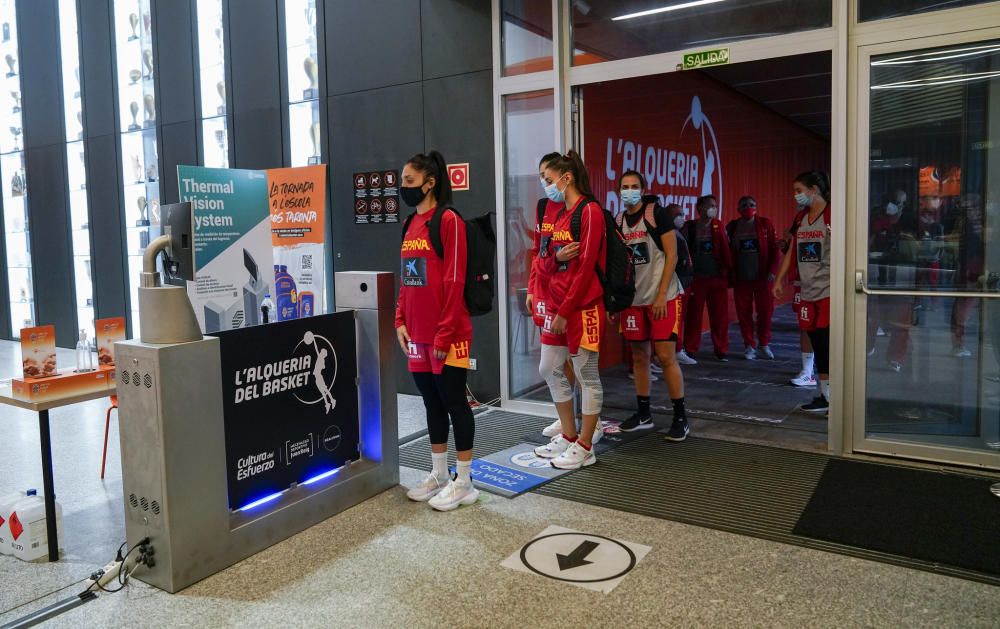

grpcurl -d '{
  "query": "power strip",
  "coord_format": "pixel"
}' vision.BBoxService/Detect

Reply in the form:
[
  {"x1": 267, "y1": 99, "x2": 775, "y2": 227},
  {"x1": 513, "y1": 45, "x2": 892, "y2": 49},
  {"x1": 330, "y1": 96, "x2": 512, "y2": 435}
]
[{"x1": 83, "y1": 559, "x2": 125, "y2": 590}]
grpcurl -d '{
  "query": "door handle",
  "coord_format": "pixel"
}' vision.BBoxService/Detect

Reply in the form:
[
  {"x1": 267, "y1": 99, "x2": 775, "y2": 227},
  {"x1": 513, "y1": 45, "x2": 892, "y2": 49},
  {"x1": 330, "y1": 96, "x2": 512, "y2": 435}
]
[{"x1": 855, "y1": 270, "x2": 1000, "y2": 299}]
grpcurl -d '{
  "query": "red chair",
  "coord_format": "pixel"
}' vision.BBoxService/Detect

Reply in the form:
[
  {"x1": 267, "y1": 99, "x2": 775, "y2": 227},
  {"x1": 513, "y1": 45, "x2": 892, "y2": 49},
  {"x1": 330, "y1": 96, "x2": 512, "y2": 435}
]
[{"x1": 101, "y1": 395, "x2": 118, "y2": 479}]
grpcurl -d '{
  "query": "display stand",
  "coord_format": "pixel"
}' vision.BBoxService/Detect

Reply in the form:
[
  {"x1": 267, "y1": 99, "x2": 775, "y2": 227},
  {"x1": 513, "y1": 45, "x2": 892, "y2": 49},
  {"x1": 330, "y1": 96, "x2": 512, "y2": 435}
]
[{"x1": 115, "y1": 271, "x2": 398, "y2": 593}]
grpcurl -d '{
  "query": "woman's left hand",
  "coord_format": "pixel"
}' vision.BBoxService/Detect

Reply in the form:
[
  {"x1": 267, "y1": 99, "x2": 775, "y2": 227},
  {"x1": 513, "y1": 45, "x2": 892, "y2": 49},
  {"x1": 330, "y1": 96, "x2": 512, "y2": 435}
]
[{"x1": 433, "y1": 347, "x2": 448, "y2": 360}]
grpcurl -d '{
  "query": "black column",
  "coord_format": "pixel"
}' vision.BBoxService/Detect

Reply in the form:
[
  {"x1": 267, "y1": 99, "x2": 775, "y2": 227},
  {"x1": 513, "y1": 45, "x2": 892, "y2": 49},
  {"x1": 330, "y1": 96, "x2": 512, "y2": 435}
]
[
  {"x1": 17, "y1": 0, "x2": 77, "y2": 347},
  {"x1": 151, "y1": 0, "x2": 198, "y2": 203},
  {"x1": 79, "y1": 0, "x2": 129, "y2": 324},
  {"x1": 228, "y1": 0, "x2": 283, "y2": 170}
]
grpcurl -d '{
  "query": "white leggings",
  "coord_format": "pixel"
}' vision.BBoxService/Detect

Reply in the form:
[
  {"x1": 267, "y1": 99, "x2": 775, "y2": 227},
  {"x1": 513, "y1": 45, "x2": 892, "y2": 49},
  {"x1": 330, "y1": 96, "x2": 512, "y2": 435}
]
[{"x1": 539, "y1": 345, "x2": 603, "y2": 416}]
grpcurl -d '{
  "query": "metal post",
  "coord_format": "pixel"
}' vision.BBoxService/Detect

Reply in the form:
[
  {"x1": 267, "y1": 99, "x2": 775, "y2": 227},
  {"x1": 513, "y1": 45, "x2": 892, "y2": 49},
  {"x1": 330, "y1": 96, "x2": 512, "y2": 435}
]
[{"x1": 37, "y1": 409, "x2": 59, "y2": 562}]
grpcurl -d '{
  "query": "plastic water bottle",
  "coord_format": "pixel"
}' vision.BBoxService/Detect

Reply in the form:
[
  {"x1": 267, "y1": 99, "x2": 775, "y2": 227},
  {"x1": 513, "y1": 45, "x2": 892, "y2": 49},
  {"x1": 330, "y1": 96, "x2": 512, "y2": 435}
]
[
  {"x1": 261, "y1": 294, "x2": 275, "y2": 324},
  {"x1": 8, "y1": 489, "x2": 63, "y2": 562},
  {"x1": 0, "y1": 489, "x2": 26, "y2": 555},
  {"x1": 75, "y1": 329, "x2": 94, "y2": 372}
]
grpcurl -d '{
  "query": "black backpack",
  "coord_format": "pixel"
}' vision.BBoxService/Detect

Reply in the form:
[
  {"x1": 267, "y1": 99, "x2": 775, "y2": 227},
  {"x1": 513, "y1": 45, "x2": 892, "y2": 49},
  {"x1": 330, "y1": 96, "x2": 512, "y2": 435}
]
[
  {"x1": 618, "y1": 198, "x2": 694, "y2": 290},
  {"x1": 401, "y1": 207, "x2": 496, "y2": 316},
  {"x1": 569, "y1": 197, "x2": 635, "y2": 313}
]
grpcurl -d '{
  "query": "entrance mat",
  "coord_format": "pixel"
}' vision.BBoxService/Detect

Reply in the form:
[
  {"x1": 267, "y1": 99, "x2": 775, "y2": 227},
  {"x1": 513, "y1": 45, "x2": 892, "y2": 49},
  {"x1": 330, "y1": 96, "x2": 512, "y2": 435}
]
[
  {"x1": 792, "y1": 459, "x2": 1000, "y2": 576},
  {"x1": 533, "y1": 435, "x2": 1000, "y2": 585}
]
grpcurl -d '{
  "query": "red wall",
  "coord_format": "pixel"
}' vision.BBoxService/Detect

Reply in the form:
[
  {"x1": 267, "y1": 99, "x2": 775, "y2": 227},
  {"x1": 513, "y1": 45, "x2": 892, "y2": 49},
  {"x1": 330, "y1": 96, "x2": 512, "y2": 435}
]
[{"x1": 581, "y1": 71, "x2": 830, "y2": 363}]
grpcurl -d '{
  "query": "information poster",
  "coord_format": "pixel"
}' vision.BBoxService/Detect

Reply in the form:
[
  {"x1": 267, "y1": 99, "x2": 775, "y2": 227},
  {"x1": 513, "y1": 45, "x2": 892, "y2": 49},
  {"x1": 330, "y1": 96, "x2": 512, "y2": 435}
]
[
  {"x1": 216, "y1": 313, "x2": 360, "y2": 510},
  {"x1": 95, "y1": 317, "x2": 126, "y2": 367},
  {"x1": 353, "y1": 170, "x2": 399, "y2": 225},
  {"x1": 177, "y1": 165, "x2": 275, "y2": 333},
  {"x1": 19, "y1": 325, "x2": 56, "y2": 378},
  {"x1": 266, "y1": 165, "x2": 326, "y2": 319}
]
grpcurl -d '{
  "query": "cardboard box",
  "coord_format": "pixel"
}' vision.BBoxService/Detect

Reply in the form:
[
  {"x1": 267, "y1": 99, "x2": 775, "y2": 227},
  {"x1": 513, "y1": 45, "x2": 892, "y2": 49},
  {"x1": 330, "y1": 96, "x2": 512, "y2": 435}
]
[{"x1": 11, "y1": 368, "x2": 112, "y2": 402}]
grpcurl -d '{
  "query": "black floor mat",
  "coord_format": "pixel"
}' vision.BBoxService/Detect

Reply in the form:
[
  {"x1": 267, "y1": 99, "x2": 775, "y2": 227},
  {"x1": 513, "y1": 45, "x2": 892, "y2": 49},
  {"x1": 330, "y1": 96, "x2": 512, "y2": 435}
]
[{"x1": 792, "y1": 459, "x2": 1000, "y2": 576}]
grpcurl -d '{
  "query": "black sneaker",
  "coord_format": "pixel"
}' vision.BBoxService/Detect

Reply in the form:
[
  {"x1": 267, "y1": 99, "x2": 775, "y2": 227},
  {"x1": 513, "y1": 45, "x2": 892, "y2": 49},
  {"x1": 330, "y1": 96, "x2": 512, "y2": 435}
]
[
  {"x1": 664, "y1": 418, "x2": 689, "y2": 442},
  {"x1": 800, "y1": 396, "x2": 829, "y2": 413},
  {"x1": 619, "y1": 413, "x2": 654, "y2": 432}
]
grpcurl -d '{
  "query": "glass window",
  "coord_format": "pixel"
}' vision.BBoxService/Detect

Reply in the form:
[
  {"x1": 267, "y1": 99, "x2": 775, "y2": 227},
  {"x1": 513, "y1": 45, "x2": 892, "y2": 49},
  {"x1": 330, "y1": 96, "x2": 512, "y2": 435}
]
[
  {"x1": 284, "y1": 0, "x2": 321, "y2": 167},
  {"x1": 113, "y1": 0, "x2": 160, "y2": 336},
  {"x1": 572, "y1": 0, "x2": 831, "y2": 66},
  {"x1": 859, "y1": 0, "x2": 998, "y2": 22},
  {"x1": 195, "y1": 0, "x2": 229, "y2": 168},
  {"x1": 502, "y1": 0, "x2": 553, "y2": 76},
  {"x1": 864, "y1": 40, "x2": 1000, "y2": 455},
  {"x1": 59, "y1": 0, "x2": 94, "y2": 339},
  {"x1": 503, "y1": 90, "x2": 554, "y2": 399},
  {"x1": 0, "y1": 0, "x2": 32, "y2": 337}
]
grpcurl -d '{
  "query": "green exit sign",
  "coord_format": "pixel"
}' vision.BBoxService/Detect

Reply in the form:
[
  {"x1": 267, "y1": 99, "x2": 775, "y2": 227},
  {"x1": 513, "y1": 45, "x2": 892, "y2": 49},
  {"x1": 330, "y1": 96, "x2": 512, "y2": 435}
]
[{"x1": 682, "y1": 48, "x2": 731, "y2": 70}]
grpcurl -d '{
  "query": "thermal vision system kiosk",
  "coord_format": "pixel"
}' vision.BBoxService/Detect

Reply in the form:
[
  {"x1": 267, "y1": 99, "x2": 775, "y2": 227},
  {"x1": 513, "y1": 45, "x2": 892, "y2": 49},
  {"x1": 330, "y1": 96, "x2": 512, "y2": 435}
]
[{"x1": 114, "y1": 211, "x2": 397, "y2": 592}]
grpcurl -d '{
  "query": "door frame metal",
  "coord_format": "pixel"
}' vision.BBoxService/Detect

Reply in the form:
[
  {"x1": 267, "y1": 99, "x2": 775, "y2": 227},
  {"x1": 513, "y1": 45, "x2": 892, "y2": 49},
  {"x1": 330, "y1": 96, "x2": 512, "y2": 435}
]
[{"x1": 848, "y1": 23, "x2": 1000, "y2": 470}]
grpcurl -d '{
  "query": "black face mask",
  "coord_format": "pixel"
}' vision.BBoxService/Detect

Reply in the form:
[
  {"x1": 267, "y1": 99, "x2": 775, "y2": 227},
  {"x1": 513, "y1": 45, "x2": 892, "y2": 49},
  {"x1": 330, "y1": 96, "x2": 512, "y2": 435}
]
[{"x1": 400, "y1": 183, "x2": 429, "y2": 208}]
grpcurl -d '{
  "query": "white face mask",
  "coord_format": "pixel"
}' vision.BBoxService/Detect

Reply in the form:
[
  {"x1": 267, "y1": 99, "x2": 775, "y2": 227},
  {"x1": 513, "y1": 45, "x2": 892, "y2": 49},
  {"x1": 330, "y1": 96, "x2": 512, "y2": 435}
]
[
  {"x1": 673, "y1": 216, "x2": 685, "y2": 229},
  {"x1": 886, "y1": 202, "x2": 900, "y2": 216},
  {"x1": 706, "y1": 207, "x2": 718, "y2": 220}
]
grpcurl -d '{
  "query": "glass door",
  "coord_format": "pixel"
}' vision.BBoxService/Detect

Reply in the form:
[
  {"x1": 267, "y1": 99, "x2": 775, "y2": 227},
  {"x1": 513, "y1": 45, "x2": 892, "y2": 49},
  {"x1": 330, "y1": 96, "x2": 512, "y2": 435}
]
[{"x1": 854, "y1": 32, "x2": 1000, "y2": 469}]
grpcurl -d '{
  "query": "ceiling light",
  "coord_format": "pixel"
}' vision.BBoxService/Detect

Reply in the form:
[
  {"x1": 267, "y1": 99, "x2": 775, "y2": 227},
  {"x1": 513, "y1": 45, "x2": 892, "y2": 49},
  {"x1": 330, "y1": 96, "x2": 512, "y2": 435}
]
[
  {"x1": 613, "y1": 0, "x2": 726, "y2": 21},
  {"x1": 872, "y1": 70, "x2": 1000, "y2": 90}
]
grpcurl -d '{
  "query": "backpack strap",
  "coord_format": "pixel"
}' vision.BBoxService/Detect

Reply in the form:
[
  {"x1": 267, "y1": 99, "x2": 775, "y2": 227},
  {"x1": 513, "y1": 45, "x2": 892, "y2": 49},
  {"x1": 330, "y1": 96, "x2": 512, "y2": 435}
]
[
  {"x1": 427, "y1": 206, "x2": 461, "y2": 259},
  {"x1": 569, "y1": 196, "x2": 595, "y2": 242},
  {"x1": 401, "y1": 212, "x2": 417, "y2": 244},
  {"x1": 642, "y1": 202, "x2": 664, "y2": 252},
  {"x1": 536, "y1": 198, "x2": 547, "y2": 234}
]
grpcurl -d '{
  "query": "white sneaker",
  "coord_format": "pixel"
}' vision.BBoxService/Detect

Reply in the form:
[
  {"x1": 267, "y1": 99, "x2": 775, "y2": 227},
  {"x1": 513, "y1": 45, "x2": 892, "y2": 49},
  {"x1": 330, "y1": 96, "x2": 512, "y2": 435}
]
[
  {"x1": 650, "y1": 360, "x2": 664, "y2": 374},
  {"x1": 428, "y1": 479, "x2": 479, "y2": 511},
  {"x1": 406, "y1": 473, "x2": 450, "y2": 502},
  {"x1": 676, "y1": 350, "x2": 697, "y2": 365},
  {"x1": 744, "y1": 346, "x2": 757, "y2": 360},
  {"x1": 551, "y1": 442, "x2": 597, "y2": 470},
  {"x1": 954, "y1": 347, "x2": 972, "y2": 358},
  {"x1": 790, "y1": 371, "x2": 817, "y2": 387},
  {"x1": 759, "y1": 345, "x2": 775, "y2": 360},
  {"x1": 535, "y1": 434, "x2": 573, "y2": 459},
  {"x1": 591, "y1": 422, "x2": 604, "y2": 445},
  {"x1": 627, "y1": 372, "x2": 658, "y2": 382},
  {"x1": 541, "y1": 418, "x2": 563, "y2": 438}
]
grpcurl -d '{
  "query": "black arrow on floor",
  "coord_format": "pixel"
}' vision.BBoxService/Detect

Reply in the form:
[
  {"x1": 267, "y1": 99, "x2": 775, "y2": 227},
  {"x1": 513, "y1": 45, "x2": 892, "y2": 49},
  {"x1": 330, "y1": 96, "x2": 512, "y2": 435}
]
[{"x1": 556, "y1": 540, "x2": 599, "y2": 570}]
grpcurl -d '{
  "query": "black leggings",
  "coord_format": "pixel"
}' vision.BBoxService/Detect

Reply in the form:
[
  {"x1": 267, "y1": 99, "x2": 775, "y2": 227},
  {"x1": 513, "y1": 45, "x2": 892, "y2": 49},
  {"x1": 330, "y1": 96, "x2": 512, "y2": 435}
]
[
  {"x1": 412, "y1": 366, "x2": 475, "y2": 451},
  {"x1": 807, "y1": 327, "x2": 830, "y2": 376}
]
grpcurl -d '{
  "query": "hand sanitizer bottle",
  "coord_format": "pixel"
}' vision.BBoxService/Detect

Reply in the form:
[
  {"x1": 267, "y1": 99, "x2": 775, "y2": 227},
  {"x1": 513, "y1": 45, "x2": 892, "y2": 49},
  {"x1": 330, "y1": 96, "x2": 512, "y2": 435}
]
[
  {"x1": 261, "y1": 294, "x2": 275, "y2": 324},
  {"x1": 75, "y1": 329, "x2": 93, "y2": 372}
]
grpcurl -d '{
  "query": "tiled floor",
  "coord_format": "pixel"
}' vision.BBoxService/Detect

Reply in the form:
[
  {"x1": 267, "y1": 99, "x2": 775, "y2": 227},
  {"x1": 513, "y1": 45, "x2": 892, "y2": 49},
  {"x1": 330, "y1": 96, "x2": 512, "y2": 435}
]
[{"x1": 1, "y1": 340, "x2": 998, "y2": 628}]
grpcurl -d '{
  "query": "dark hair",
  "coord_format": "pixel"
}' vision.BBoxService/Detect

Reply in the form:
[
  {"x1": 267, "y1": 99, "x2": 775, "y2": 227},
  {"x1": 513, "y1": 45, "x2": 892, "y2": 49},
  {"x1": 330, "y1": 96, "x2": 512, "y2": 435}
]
[
  {"x1": 539, "y1": 152, "x2": 561, "y2": 169},
  {"x1": 696, "y1": 195, "x2": 717, "y2": 211},
  {"x1": 406, "y1": 150, "x2": 452, "y2": 207},
  {"x1": 546, "y1": 150, "x2": 594, "y2": 199},
  {"x1": 794, "y1": 170, "x2": 831, "y2": 203},
  {"x1": 618, "y1": 169, "x2": 644, "y2": 190},
  {"x1": 738, "y1": 195, "x2": 757, "y2": 209},
  {"x1": 665, "y1": 203, "x2": 682, "y2": 216}
]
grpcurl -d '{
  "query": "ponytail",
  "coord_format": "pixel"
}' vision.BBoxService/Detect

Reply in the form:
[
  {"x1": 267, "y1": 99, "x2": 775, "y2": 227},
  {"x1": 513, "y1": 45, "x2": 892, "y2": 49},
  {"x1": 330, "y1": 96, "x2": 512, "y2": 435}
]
[
  {"x1": 547, "y1": 149, "x2": 595, "y2": 200},
  {"x1": 794, "y1": 170, "x2": 831, "y2": 204},
  {"x1": 406, "y1": 150, "x2": 453, "y2": 207}
]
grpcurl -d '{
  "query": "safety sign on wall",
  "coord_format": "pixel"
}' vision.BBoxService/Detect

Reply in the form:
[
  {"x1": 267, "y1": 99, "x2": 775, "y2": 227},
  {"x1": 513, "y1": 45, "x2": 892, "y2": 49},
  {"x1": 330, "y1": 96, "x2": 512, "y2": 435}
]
[
  {"x1": 447, "y1": 162, "x2": 470, "y2": 192},
  {"x1": 353, "y1": 170, "x2": 399, "y2": 225}
]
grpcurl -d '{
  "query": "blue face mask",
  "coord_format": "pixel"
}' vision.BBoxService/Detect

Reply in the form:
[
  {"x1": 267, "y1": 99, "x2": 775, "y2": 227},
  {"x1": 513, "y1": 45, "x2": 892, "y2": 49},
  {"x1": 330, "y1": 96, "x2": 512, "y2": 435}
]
[
  {"x1": 545, "y1": 178, "x2": 565, "y2": 203},
  {"x1": 620, "y1": 189, "x2": 642, "y2": 207},
  {"x1": 795, "y1": 191, "x2": 812, "y2": 207}
]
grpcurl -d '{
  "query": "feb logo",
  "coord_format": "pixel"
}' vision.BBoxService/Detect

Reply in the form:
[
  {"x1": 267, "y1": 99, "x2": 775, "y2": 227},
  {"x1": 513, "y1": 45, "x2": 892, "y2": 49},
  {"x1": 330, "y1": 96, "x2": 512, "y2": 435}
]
[{"x1": 293, "y1": 331, "x2": 338, "y2": 414}]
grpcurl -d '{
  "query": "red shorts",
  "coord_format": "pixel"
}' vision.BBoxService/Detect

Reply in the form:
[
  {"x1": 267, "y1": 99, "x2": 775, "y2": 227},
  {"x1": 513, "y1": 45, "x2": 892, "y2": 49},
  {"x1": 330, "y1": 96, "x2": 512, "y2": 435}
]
[
  {"x1": 621, "y1": 299, "x2": 681, "y2": 343},
  {"x1": 406, "y1": 340, "x2": 471, "y2": 374},
  {"x1": 797, "y1": 297, "x2": 830, "y2": 332},
  {"x1": 541, "y1": 302, "x2": 604, "y2": 354}
]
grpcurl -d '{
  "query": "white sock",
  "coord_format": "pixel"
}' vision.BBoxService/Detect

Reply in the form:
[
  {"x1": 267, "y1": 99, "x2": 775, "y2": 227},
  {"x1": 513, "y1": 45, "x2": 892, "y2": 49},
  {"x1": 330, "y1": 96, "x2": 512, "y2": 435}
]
[
  {"x1": 821, "y1": 379, "x2": 830, "y2": 401},
  {"x1": 456, "y1": 460, "x2": 472, "y2": 484},
  {"x1": 431, "y1": 452, "x2": 448, "y2": 480},
  {"x1": 802, "y1": 352, "x2": 815, "y2": 375}
]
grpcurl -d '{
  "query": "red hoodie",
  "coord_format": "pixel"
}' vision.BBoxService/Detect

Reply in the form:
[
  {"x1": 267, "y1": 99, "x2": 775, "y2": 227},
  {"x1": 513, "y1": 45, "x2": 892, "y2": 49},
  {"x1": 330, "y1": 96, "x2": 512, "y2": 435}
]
[
  {"x1": 528, "y1": 198, "x2": 565, "y2": 302},
  {"x1": 395, "y1": 207, "x2": 472, "y2": 352},
  {"x1": 541, "y1": 197, "x2": 606, "y2": 319}
]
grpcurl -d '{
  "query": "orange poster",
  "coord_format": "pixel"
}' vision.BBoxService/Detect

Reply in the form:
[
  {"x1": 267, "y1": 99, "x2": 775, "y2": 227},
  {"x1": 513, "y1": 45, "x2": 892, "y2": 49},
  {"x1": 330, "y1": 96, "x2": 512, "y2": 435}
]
[
  {"x1": 266, "y1": 164, "x2": 326, "y2": 245},
  {"x1": 95, "y1": 317, "x2": 127, "y2": 367}
]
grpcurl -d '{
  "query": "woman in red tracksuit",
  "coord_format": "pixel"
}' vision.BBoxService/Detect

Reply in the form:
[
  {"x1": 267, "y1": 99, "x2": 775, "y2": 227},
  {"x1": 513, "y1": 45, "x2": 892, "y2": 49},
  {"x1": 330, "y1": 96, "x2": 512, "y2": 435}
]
[
  {"x1": 395, "y1": 150, "x2": 477, "y2": 512},
  {"x1": 682, "y1": 195, "x2": 733, "y2": 361},
  {"x1": 532, "y1": 150, "x2": 607, "y2": 470},
  {"x1": 726, "y1": 195, "x2": 781, "y2": 360},
  {"x1": 528, "y1": 152, "x2": 585, "y2": 441}
]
